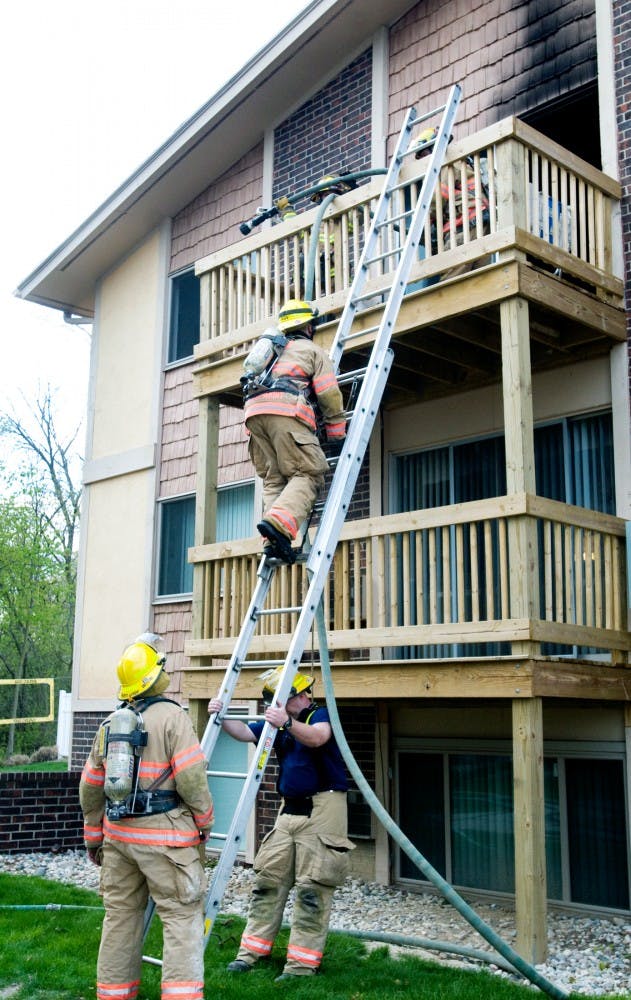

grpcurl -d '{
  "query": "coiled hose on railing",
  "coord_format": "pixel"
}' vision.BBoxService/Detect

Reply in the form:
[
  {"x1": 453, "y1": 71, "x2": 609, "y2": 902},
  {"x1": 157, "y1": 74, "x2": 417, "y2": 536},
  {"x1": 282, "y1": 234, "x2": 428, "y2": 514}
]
[{"x1": 312, "y1": 598, "x2": 569, "y2": 1000}]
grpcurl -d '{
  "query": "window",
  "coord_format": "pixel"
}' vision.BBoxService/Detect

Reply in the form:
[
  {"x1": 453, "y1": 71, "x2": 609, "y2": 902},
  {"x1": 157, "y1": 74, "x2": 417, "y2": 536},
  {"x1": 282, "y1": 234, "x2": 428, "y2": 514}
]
[
  {"x1": 391, "y1": 411, "x2": 615, "y2": 657},
  {"x1": 157, "y1": 496, "x2": 195, "y2": 597},
  {"x1": 168, "y1": 270, "x2": 200, "y2": 363},
  {"x1": 157, "y1": 482, "x2": 254, "y2": 598},
  {"x1": 396, "y1": 746, "x2": 629, "y2": 910},
  {"x1": 206, "y1": 718, "x2": 251, "y2": 854}
]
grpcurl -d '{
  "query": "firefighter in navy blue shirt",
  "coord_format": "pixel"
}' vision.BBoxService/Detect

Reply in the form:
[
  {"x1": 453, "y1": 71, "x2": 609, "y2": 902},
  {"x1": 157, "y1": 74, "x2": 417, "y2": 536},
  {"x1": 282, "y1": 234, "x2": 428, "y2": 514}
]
[{"x1": 208, "y1": 668, "x2": 354, "y2": 980}]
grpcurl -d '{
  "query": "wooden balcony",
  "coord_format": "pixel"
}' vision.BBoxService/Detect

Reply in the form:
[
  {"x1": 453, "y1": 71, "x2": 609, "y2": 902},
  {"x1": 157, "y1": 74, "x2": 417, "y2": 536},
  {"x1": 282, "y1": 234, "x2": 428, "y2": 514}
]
[
  {"x1": 191, "y1": 116, "x2": 624, "y2": 407},
  {"x1": 184, "y1": 116, "x2": 628, "y2": 701},
  {"x1": 183, "y1": 494, "x2": 630, "y2": 699}
]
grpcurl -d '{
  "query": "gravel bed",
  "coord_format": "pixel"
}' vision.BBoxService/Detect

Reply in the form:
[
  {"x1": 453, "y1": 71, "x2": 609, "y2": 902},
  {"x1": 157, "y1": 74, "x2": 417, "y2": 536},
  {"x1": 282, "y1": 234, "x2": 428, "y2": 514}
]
[{"x1": 1, "y1": 850, "x2": 629, "y2": 996}]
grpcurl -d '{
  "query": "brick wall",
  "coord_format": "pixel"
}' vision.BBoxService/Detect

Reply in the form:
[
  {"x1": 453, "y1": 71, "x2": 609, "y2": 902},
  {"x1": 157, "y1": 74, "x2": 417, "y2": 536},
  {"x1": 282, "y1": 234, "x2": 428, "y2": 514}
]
[
  {"x1": 272, "y1": 49, "x2": 373, "y2": 212},
  {"x1": 613, "y1": 0, "x2": 631, "y2": 392},
  {"x1": 71, "y1": 711, "x2": 102, "y2": 772},
  {"x1": 0, "y1": 771, "x2": 83, "y2": 854}
]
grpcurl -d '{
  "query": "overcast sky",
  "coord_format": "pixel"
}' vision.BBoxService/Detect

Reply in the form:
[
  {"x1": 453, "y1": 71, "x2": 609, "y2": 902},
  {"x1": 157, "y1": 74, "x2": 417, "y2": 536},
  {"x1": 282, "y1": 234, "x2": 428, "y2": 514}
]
[{"x1": 0, "y1": 0, "x2": 307, "y2": 447}]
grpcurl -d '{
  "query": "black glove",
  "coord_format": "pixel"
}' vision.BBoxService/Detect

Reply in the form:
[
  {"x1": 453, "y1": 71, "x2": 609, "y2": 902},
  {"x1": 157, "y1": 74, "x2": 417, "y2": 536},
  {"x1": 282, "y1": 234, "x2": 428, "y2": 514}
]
[{"x1": 87, "y1": 846, "x2": 103, "y2": 867}]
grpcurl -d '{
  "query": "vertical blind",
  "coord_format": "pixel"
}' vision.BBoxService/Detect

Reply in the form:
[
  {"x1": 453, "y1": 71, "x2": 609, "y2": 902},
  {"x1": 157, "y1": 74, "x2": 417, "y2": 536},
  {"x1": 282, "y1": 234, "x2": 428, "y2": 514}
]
[
  {"x1": 157, "y1": 482, "x2": 254, "y2": 597},
  {"x1": 398, "y1": 751, "x2": 626, "y2": 908}
]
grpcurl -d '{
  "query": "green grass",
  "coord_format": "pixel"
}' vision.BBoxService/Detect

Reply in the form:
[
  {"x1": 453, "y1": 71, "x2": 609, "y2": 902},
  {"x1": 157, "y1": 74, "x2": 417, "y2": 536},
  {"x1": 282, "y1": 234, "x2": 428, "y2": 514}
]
[
  {"x1": 0, "y1": 872, "x2": 608, "y2": 1000},
  {"x1": 0, "y1": 760, "x2": 68, "y2": 773}
]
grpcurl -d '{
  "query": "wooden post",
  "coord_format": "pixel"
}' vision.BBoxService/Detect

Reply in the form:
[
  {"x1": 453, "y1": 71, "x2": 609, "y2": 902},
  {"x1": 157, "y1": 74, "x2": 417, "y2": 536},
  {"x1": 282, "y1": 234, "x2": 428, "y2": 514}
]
[
  {"x1": 494, "y1": 135, "x2": 528, "y2": 260},
  {"x1": 188, "y1": 698, "x2": 209, "y2": 742},
  {"x1": 512, "y1": 697, "x2": 547, "y2": 963},
  {"x1": 191, "y1": 397, "x2": 220, "y2": 647},
  {"x1": 374, "y1": 701, "x2": 390, "y2": 885},
  {"x1": 501, "y1": 295, "x2": 546, "y2": 962},
  {"x1": 500, "y1": 295, "x2": 539, "y2": 656}
]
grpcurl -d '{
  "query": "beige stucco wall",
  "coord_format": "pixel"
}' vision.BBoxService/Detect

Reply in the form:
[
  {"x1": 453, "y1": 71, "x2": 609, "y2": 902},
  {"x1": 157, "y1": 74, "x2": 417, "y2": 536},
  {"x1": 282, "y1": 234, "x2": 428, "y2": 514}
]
[
  {"x1": 90, "y1": 231, "x2": 165, "y2": 458},
  {"x1": 385, "y1": 357, "x2": 612, "y2": 456},
  {"x1": 391, "y1": 700, "x2": 625, "y2": 743},
  {"x1": 75, "y1": 472, "x2": 157, "y2": 701},
  {"x1": 73, "y1": 226, "x2": 168, "y2": 705}
]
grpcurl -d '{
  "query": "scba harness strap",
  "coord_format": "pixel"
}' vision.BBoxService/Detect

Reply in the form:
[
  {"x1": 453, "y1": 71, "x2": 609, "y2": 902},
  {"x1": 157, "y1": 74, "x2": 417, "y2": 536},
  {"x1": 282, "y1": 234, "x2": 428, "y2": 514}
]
[
  {"x1": 240, "y1": 331, "x2": 318, "y2": 409},
  {"x1": 104, "y1": 696, "x2": 182, "y2": 822}
]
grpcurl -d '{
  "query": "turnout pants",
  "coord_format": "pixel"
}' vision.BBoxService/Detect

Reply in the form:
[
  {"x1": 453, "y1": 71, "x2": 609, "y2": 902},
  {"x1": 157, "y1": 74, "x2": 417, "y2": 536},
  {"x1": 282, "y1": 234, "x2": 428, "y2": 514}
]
[
  {"x1": 246, "y1": 413, "x2": 329, "y2": 540},
  {"x1": 96, "y1": 840, "x2": 206, "y2": 1000},
  {"x1": 236, "y1": 790, "x2": 353, "y2": 975}
]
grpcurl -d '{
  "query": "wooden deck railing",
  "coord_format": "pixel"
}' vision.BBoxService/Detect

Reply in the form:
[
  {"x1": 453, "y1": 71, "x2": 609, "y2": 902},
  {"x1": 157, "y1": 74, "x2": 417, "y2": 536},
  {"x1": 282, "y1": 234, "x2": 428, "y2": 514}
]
[
  {"x1": 193, "y1": 117, "x2": 622, "y2": 375},
  {"x1": 187, "y1": 494, "x2": 629, "y2": 661}
]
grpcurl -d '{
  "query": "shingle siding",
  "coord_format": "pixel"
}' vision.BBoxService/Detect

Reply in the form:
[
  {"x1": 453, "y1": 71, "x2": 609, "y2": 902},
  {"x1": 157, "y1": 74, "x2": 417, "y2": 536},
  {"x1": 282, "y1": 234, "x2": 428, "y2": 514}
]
[
  {"x1": 161, "y1": 363, "x2": 199, "y2": 496},
  {"x1": 389, "y1": 0, "x2": 596, "y2": 144},
  {"x1": 160, "y1": 368, "x2": 250, "y2": 498},
  {"x1": 170, "y1": 143, "x2": 264, "y2": 273}
]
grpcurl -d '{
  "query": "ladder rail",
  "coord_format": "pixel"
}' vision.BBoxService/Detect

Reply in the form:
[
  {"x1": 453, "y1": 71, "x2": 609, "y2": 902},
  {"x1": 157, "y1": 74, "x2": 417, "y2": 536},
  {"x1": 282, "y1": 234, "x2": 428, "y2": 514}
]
[
  {"x1": 200, "y1": 84, "x2": 461, "y2": 947},
  {"x1": 328, "y1": 84, "x2": 460, "y2": 374},
  {"x1": 142, "y1": 86, "x2": 462, "y2": 962},
  {"x1": 200, "y1": 556, "x2": 276, "y2": 761}
]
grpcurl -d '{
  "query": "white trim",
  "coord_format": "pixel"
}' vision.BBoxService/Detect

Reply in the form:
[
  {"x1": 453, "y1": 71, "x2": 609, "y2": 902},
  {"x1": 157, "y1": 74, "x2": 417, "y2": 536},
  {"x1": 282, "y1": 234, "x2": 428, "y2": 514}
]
[
  {"x1": 70, "y1": 277, "x2": 103, "y2": 721},
  {"x1": 262, "y1": 127, "x2": 275, "y2": 211},
  {"x1": 595, "y1": 0, "x2": 618, "y2": 181},
  {"x1": 148, "y1": 219, "x2": 173, "y2": 621},
  {"x1": 72, "y1": 697, "x2": 117, "y2": 713},
  {"x1": 371, "y1": 26, "x2": 390, "y2": 169},
  {"x1": 82, "y1": 444, "x2": 157, "y2": 485},
  {"x1": 16, "y1": 0, "x2": 415, "y2": 314},
  {"x1": 610, "y1": 343, "x2": 631, "y2": 519}
]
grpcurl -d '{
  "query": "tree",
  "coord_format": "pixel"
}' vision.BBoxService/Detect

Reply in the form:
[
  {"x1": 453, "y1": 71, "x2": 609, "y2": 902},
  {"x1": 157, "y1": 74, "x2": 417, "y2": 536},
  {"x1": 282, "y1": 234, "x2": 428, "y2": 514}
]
[{"x1": 0, "y1": 389, "x2": 82, "y2": 758}]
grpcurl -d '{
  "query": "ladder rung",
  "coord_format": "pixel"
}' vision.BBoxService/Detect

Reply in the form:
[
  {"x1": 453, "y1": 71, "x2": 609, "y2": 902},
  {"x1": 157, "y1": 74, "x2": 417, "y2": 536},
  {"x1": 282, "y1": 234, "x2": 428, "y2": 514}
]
[
  {"x1": 337, "y1": 368, "x2": 368, "y2": 385},
  {"x1": 340, "y1": 323, "x2": 381, "y2": 340},
  {"x1": 207, "y1": 770, "x2": 249, "y2": 779},
  {"x1": 365, "y1": 246, "x2": 402, "y2": 266},
  {"x1": 240, "y1": 658, "x2": 285, "y2": 667},
  {"x1": 258, "y1": 605, "x2": 302, "y2": 616},
  {"x1": 351, "y1": 288, "x2": 389, "y2": 305},
  {"x1": 343, "y1": 326, "x2": 385, "y2": 345},
  {"x1": 264, "y1": 550, "x2": 308, "y2": 565},
  {"x1": 375, "y1": 208, "x2": 413, "y2": 227}
]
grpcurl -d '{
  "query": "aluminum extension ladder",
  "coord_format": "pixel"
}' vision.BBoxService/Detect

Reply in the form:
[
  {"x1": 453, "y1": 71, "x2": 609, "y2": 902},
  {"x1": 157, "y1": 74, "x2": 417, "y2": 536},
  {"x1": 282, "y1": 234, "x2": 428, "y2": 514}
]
[{"x1": 142, "y1": 83, "x2": 461, "y2": 958}]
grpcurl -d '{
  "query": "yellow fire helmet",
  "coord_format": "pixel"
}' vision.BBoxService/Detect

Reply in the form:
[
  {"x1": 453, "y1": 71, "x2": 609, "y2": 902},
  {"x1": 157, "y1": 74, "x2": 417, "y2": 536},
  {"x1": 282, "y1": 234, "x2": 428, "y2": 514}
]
[
  {"x1": 117, "y1": 632, "x2": 167, "y2": 701},
  {"x1": 260, "y1": 667, "x2": 315, "y2": 704},
  {"x1": 412, "y1": 126, "x2": 438, "y2": 158},
  {"x1": 277, "y1": 299, "x2": 318, "y2": 333}
]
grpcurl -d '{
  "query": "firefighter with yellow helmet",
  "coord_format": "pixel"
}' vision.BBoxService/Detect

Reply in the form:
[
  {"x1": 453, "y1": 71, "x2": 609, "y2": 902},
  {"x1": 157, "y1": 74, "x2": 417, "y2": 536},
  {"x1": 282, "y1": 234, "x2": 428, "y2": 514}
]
[
  {"x1": 242, "y1": 299, "x2": 346, "y2": 563},
  {"x1": 79, "y1": 633, "x2": 214, "y2": 1000},
  {"x1": 208, "y1": 668, "x2": 353, "y2": 980}
]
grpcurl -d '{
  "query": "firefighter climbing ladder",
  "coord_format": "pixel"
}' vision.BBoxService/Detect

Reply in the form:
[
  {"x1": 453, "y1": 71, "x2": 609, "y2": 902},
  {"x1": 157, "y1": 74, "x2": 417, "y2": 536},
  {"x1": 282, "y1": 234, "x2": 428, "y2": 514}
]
[{"x1": 141, "y1": 84, "x2": 461, "y2": 952}]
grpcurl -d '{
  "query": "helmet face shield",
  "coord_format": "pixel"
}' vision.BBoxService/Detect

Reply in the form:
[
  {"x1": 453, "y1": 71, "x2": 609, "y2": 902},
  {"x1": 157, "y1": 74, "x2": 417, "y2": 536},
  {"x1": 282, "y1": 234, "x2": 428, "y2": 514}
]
[{"x1": 134, "y1": 632, "x2": 166, "y2": 664}]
